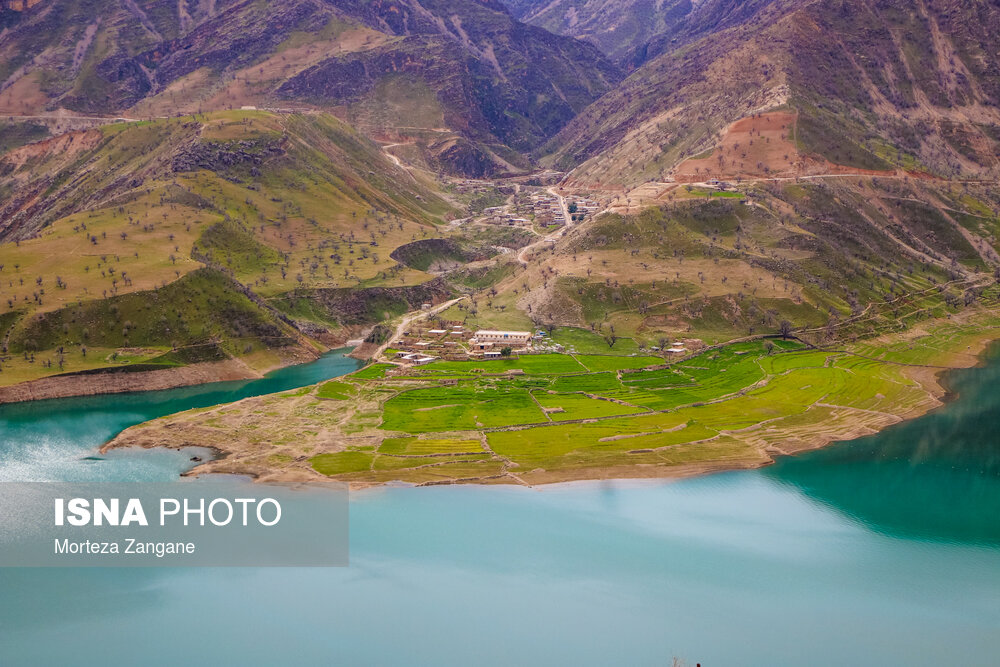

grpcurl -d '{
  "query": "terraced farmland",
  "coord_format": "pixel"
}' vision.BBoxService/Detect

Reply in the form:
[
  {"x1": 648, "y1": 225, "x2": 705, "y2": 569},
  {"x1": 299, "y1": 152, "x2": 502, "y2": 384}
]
[{"x1": 107, "y1": 310, "x2": 1000, "y2": 486}]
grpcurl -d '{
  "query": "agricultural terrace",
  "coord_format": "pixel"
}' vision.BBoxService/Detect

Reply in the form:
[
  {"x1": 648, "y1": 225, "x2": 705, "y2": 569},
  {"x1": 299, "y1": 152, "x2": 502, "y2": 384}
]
[{"x1": 108, "y1": 312, "x2": 1000, "y2": 486}]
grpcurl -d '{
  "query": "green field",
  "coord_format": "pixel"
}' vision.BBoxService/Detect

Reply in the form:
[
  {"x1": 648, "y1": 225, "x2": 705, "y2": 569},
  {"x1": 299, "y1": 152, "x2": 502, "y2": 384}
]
[
  {"x1": 550, "y1": 372, "x2": 622, "y2": 393},
  {"x1": 549, "y1": 327, "x2": 640, "y2": 354},
  {"x1": 316, "y1": 380, "x2": 356, "y2": 400},
  {"x1": 425, "y1": 354, "x2": 587, "y2": 375},
  {"x1": 533, "y1": 392, "x2": 646, "y2": 420},
  {"x1": 575, "y1": 355, "x2": 664, "y2": 372},
  {"x1": 343, "y1": 338, "x2": 894, "y2": 480},
  {"x1": 379, "y1": 437, "x2": 483, "y2": 455},
  {"x1": 350, "y1": 364, "x2": 392, "y2": 380},
  {"x1": 381, "y1": 385, "x2": 546, "y2": 432},
  {"x1": 111, "y1": 309, "x2": 1000, "y2": 487},
  {"x1": 351, "y1": 326, "x2": 964, "y2": 481}
]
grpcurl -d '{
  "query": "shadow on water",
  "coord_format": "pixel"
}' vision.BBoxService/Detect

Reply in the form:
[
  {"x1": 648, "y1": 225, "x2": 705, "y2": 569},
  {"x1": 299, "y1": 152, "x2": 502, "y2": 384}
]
[
  {"x1": 765, "y1": 341, "x2": 1000, "y2": 545},
  {"x1": 0, "y1": 347, "x2": 362, "y2": 426}
]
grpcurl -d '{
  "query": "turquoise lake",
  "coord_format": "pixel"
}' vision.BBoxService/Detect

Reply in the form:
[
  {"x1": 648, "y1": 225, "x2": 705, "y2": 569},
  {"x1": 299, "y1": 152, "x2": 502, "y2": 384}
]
[{"x1": 1, "y1": 347, "x2": 998, "y2": 665}]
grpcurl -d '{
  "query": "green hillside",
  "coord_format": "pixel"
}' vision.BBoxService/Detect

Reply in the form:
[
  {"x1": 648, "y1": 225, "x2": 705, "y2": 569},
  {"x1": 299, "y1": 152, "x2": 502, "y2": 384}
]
[{"x1": 0, "y1": 110, "x2": 456, "y2": 383}]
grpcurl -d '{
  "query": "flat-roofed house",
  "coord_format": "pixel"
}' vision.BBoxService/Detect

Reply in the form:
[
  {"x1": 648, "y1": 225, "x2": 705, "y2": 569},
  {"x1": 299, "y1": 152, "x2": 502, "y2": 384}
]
[{"x1": 470, "y1": 330, "x2": 531, "y2": 350}]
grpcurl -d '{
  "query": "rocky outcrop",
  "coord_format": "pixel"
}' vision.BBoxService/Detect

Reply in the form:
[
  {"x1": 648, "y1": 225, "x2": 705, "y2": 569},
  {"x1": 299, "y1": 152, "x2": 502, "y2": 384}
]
[{"x1": 171, "y1": 138, "x2": 286, "y2": 173}]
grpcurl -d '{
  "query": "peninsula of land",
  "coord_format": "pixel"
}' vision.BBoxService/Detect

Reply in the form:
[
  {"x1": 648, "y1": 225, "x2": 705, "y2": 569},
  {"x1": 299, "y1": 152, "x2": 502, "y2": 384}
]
[{"x1": 103, "y1": 308, "x2": 1000, "y2": 487}]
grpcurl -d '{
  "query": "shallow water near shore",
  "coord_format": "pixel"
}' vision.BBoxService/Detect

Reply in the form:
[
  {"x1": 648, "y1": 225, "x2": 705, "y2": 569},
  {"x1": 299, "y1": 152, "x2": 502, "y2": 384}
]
[
  {"x1": 1, "y1": 347, "x2": 999, "y2": 665},
  {"x1": 0, "y1": 348, "x2": 361, "y2": 481}
]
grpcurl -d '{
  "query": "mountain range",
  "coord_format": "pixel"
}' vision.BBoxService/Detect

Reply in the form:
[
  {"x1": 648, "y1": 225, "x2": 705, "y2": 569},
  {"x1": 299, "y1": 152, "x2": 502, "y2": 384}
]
[
  {"x1": 0, "y1": 0, "x2": 620, "y2": 176},
  {"x1": 1, "y1": 0, "x2": 999, "y2": 390},
  {"x1": 540, "y1": 0, "x2": 1000, "y2": 184}
]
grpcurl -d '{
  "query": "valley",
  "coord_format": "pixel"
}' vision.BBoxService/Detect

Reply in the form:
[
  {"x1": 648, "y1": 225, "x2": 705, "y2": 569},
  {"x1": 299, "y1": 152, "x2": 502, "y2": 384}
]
[
  {"x1": 4, "y1": 3, "x2": 1000, "y2": 664},
  {"x1": 2, "y1": 0, "x2": 1000, "y2": 485}
]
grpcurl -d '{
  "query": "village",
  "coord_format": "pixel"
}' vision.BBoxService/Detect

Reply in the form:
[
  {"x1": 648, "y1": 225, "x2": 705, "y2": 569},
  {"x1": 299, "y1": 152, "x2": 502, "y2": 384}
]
[
  {"x1": 387, "y1": 321, "x2": 549, "y2": 369},
  {"x1": 383, "y1": 315, "x2": 694, "y2": 375},
  {"x1": 450, "y1": 176, "x2": 609, "y2": 231},
  {"x1": 480, "y1": 192, "x2": 604, "y2": 229}
]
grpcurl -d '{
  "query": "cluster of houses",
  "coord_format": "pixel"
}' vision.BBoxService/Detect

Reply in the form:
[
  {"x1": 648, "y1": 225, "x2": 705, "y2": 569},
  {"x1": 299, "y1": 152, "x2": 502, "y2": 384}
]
[
  {"x1": 528, "y1": 194, "x2": 604, "y2": 227},
  {"x1": 391, "y1": 323, "x2": 534, "y2": 364},
  {"x1": 529, "y1": 193, "x2": 565, "y2": 227},
  {"x1": 567, "y1": 196, "x2": 601, "y2": 219},
  {"x1": 474, "y1": 190, "x2": 607, "y2": 229},
  {"x1": 481, "y1": 205, "x2": 531, "y2": 227},
  {"x1": 705, "y1": 179, "x2": 732, "y2": 189},
  {"x1": 388, "y1": 324, "x2": 696, "y2": 374},
  {"x1": 468, "y1": 330, "x2": 533, "y2": 358},
  {"x1": 452, "y1": 179, "x2": 495, "y2": 195}
]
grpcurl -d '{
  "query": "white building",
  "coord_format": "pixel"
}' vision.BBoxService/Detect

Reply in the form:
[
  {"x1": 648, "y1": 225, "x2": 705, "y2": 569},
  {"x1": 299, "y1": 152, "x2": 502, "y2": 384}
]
[
  {"x1": 400, "y1": 353, "x2": 437, "y2": 365},
  {"x1": 470, "y1": 330, "x2": 531, "y2": 350}
]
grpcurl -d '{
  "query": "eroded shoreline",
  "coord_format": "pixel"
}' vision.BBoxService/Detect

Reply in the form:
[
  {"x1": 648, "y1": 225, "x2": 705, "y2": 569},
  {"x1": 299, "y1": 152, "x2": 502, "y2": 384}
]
[
  {"x1": 0, "y1": 359, "x2": 262, "y2": 405},
  {"x1": 0, "y1": 345, "x2": 329, "y2": 406}
]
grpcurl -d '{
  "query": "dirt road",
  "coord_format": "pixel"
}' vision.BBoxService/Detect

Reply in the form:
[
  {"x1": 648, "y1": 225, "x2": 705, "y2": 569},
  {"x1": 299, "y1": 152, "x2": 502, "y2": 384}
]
[{"x1": 374, "y1": 297, "x2": 467, "y2": 359}]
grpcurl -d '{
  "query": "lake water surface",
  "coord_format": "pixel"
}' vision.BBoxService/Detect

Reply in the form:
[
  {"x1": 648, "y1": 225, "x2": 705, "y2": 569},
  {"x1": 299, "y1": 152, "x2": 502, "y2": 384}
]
[
  {"x1": 0, "y1": 349, "x2": 362, "y2": 482},
  {"x1": 1, "y1": 347, "x2": 998, "y2": 665}
]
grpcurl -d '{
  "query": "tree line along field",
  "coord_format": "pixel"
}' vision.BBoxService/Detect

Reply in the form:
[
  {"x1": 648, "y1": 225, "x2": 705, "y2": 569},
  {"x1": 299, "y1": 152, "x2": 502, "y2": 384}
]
[{"x1": 106, "y1": 309, "x2": 1000, "y2": 486}]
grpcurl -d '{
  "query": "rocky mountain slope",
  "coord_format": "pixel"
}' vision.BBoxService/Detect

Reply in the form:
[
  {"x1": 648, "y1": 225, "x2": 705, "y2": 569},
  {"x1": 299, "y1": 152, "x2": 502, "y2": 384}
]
[
  {"x1": 0, "y1": 0, "x2": 621, "y2": 176},
  {"x1": 502, "y1": 0, "x2": 693, "y2": 63},
  {"x1": 502, "y1": 0, "x2": 784, "y2": 66},
  {"x1": 3, "y1": 0, "x2": 1000, "y2": 393},
  {"x1": 506, "y1": 178, "x2": 1000, "y2": 347},
  {"x1": 541, "y1": 0, "x2": 1000, "y2": 186}
]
